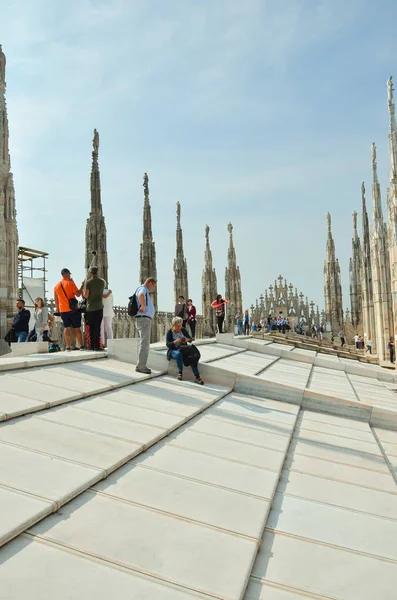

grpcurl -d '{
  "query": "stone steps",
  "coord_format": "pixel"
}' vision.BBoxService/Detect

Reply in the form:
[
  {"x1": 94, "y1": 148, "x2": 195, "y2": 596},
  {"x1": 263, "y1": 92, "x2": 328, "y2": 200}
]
[
  {"x1": 244, "y1": 409, "x2": 397, "y2": 599},
  {"x1": 0, "y1": 354, "x2": 300, "y2": 599},
  {"x1": 0, "y1": 355, "x2": 162, "y2": 421}
]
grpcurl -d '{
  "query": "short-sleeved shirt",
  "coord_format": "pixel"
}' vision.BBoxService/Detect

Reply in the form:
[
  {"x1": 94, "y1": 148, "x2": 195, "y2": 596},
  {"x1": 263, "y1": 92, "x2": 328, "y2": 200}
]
[
  {"x1": 85, "y1": 277, "x2": 105, "y2": 312},
  {"x1": 136, "y1": 285, "x2": 155, "y2": 319},
  {"x1": 54, "y1": 278, "x2": 79, "y2": 313}
]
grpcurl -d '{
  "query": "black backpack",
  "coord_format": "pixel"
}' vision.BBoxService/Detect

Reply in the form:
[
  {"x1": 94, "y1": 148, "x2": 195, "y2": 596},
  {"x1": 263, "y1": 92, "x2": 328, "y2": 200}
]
[{"x1": 128, "y1": 288, "x2": 148, "y2": 317}]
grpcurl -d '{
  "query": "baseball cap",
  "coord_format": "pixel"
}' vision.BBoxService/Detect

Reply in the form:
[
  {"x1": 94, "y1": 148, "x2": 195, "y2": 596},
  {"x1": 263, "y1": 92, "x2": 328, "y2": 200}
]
[
  {"x1": 61, "y1": 268, "x2": 71, "y2": 275},
  {"x1": 90, "y1": 266, "x2": 99, "y2": 274}
]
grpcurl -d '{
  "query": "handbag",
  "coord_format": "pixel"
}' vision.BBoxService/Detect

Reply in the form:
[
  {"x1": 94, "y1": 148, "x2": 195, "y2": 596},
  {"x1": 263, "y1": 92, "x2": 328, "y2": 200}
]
[
  {"x1": 179, "y1": 344, "x2": 201, "y2": 367},
  {"x1": 60, "y1": 282, "x2": 78, "y2": 311},
  {"x1": 4, "y1": 328, "x2": 17, "y2": 345}
]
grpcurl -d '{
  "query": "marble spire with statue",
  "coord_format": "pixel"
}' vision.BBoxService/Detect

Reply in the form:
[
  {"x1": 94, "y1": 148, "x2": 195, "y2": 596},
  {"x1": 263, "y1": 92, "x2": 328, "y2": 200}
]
[
  {"x1": 140, "y1": 172, "x2": 158, "y2": 342},
  {"x1": 323, "y1": 212, "x2": 343, "y2": 333},
  {"x1": 0, "y1": 44, "x2": 19, "y2": 347},
  {"x1": 85, "y1": 128, "x2": 108, "y2": 284},
  {"x1": 349, "y1": 210, "x2": 363, "y2": 327},
  {"x1": 360, "y1": 182, "x2": 375, "y2": 348},
  {"x1": 369, "y1": 142, "x2": 393, "y2": 360},
  {"x1": 387, "y1": 75, "x2": 397, "y2": 367},
  {"x1": 224, "y1": 222, "x2": 242, "y2": 332},
  {"x1": 173, "y1": 201, "x2": 189, "y2": 302},
  {"x1": 202, "y1": 225, "x2": 218, "y2": 336}
]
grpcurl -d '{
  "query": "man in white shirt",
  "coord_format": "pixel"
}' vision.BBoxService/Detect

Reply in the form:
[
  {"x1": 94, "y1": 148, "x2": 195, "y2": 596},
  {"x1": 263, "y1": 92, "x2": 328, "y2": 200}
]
[
  {"x1": 354, "y1": 333, "x2": 359, "y2": 350},
  {"x1": 101, "y1": 285, "x2": 114, "y2": 345}
]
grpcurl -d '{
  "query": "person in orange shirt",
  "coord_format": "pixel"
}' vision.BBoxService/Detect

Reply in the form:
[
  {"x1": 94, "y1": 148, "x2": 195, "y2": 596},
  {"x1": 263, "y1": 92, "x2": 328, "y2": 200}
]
[{"x1": 54, "y1": 268, "x2": 84, "y2": 351}]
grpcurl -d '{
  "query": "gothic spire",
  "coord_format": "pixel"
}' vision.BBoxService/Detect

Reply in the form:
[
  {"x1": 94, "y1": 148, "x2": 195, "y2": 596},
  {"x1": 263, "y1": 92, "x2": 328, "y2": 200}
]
[
  {"x1": 90, "y1": 128, "x2": 102, "y2": 215},
  {"x1": 85, "y1": 129, "x2": 108, "y2": 283},
  {"x1": 140, "y1": 172, "x2": 158, "y2": 340},
  {"x1": 350, "y1": 210, "x2": 362, "y2": 327},
  {"x1": 225, "y1": 222, "x2": 242, "y2": 331},
  {"x1": 173, "y1": 201, "x2": 188, "y2": 301},
  {"x1": 324, "y1": 212, "x2": 343, "y2": 333},
  {"x1": 0, "y1": 44, "x2": 19, "y2": 341},
  {"x1": 202, "y1": 225, "x2": 218, "y2": 336}
]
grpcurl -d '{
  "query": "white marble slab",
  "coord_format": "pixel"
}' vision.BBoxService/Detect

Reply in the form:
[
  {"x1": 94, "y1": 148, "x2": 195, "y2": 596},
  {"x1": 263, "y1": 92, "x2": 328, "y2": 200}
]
[
  {"x1": 37, "y1": 405, "x2": 168, "y2": 446},
  {"x1": 0, "y1": 374, "x2": 81, "y2": 405},
  {"x1": 284, "y1": 449, "x2": 397, "y2": 493},
  {"x1": 278, "y1": 469, "x2": 397, "y2": 519},
  {"x1": 298, "y1": 414, "x2": 374, "y2": 442},
  {"x1": 12, "y1": 367, "x2": 112, "y2": 395},
  {"x1": 0, "y1": 536, "x2": 205, "y2": 600},
  {"x1": 258, "y1": 359, "x2": 312, "y2": 390},
  {"x1": 168, "y1": 428, "x2": 285, "y2": 471},
  {"x1": 210, "y1": 352, "x2": 278, "y2": 375},
  {"x1": 267, "y1": 492, "x2": 397, "y2": 560},
  {"x1": 189, "y1": 414, "x2": 291, "y2": 452},
  {"x1": 0, "y1": 416, "x2": 142, "y2": 473},
  {"x1": 29, "y1": 491, "x2": 258, "y2": 600},
  {"x1": 374, "y1": 427, "x2": 397, "y2": 444},
  {"x1": 251, "y1": 531, "x2": 397, "y2": 599},
  {"x1": 0, "y1": 390, "x2": 46, "y2": 419},
  {"x1": 245, "y1": 580, "x2": 310, "y2": 600},
  {"x1": 299, "y1": 409, "x2": 372, "y2": 432},
  {"x1": 0, "y1": 485, "x2": 53, "y2": 546},
  {"x1": 135, "y1": 444, "x2": 278, "y2": 498},
  {"x1": 294, "y1": 427, "x2": 381, "y2": 456},
  {"x1": 0, "y1": 442, "x2": 103, "y2": 507},
  {"x1": 94, "y1": 463, "x2": 269, "y2": 539},
  {"x1": 289, "y1": 434, "x2": 389, "y2": 473}
]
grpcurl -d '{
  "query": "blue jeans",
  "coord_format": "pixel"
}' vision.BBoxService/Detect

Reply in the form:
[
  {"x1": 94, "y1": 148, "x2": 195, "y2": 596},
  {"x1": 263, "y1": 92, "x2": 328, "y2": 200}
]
[
  {"x1": 16, "y1": 331, "x2": 28, "y2": 342},
  {"x1": 237, "y1": 320, "x2": 243, "y2": 335},
  {"x1": 170, "y1": 349, "x2": 199, "y2": 376}
]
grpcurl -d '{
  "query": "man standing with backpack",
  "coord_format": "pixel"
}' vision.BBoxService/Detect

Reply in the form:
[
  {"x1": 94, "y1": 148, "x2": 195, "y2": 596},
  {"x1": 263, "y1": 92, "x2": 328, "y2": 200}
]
[{"x1": 133, "y1": 277, "x2": 157, "y2": 374}]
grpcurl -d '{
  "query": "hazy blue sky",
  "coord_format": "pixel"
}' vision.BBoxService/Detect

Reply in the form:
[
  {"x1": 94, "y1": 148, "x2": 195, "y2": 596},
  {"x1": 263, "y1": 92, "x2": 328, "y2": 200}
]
[{"x1": 2, "y1": 0, "x2": 397, "y2": 313}]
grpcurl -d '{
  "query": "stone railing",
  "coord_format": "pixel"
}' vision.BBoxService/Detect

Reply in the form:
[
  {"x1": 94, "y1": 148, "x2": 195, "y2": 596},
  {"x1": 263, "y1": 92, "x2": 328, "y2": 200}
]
[{"x1": 47, "y1": 299, "x2": 203, "y2": 345}]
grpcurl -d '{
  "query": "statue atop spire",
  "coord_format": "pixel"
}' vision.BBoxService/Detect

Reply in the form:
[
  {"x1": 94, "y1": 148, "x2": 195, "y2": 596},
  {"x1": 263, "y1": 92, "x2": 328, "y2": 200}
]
[
  {"x1": 353, "y1": 210, "x2": 358, "y2": 233},
  {"x1": 143, "y1": 172, "x2": 149, "y2": 205},
  {"x1": 173, "y1": 201, "x2": 188, "y2": 302},
  {"x1": 326, "y1": 212, "x2": 331, "y2": 234},
  {"x1": 93, "y1": 128, "x2": 99, "y2": 153},
  {"x1": 388, "y1": 76, "x2": 397, "y2": 133},
  {"x1": 225, "y1": 222, "x2": 242, "y2": 332},
  {"x1": 350, "y1": 210, "x2": 362, "y2": 326},
  {"x1": 85, "y1": 128, "x2": 108, "y2": 283},
  {"x1": 372, "y1": 143, "x2": 379, "y2": 184},
  {"x1": 0, "y1": 44, "x2": 5, "y2": 82}
]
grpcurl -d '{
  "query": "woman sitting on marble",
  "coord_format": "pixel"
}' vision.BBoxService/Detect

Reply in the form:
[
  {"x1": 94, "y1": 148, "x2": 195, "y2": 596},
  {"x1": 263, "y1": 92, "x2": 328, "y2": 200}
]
[{"x1": 166, "y1": 317, "x2": 204, "y2": 384}]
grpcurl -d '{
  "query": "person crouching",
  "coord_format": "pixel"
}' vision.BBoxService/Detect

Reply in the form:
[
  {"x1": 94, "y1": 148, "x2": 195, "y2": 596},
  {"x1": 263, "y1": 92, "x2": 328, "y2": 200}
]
[{"x1": 166, "y1": 316, "x2": 204, "y2": 384}]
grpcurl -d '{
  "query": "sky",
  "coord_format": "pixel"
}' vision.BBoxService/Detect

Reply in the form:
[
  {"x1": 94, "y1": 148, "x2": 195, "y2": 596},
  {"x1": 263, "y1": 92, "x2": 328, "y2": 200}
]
[{"x1": 1, "y1": 0, "x2": 397, "y2": 314}]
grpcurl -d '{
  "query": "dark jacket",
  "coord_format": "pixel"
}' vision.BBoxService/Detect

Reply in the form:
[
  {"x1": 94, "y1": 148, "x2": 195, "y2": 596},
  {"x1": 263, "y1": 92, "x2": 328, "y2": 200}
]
[
  {"x1": 166, "y1": 327, "x2": 192, "y2": 360},
  {"x1": 174, "y1": 303, "x2": 186, "y2": 319},
  {"x1": 12, "y1": 309, "x2": 31, "y2": 333}
]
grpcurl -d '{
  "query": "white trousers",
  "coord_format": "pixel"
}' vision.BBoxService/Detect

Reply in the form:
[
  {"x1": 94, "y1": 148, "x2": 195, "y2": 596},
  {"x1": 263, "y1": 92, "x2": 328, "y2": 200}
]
[{"x1": 100, "y1": 316, "x2": 113, "y2": 344}]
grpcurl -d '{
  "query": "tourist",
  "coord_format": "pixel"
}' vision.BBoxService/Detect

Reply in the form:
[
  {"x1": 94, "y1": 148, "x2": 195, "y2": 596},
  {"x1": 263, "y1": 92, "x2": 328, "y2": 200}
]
[
  {"x1": 83, "y1": 266, "x2": 105, "y2": 351},
  {"x1": 166, "y1": 316, "x2": 204, "y2": 384},
  {"x1": 34, "y1": 297, "x2": 49, "y2": 342},
  {"x1": 359, "y1": 335, "x2": 365, "y2": 350},
  {"x1": 235, "y1": 311, "x2": 244, "y2": 336},
  {"x1": 251, "y1": 322, "x2": 257, "y2": 333},
  {"x1": 101, "y1": 284, "x2": 114, "y2": 346},
  {"x1": 243, "y1": 309, "x2": 250, "y2": 335},
  {"x1": 174, "y1": 296, "x2": 187, "y2": 328},
  {"x1": 338, "y1": 330, "x2": 345, "y2": 347},
  {"x1": 366, "y1": 339, "x2": 373, "y2": 354},
  {"x1": 54, "y1": 269, "x2": 84, "y2": 351},
  {"x1": 267, "y1": 315, "x2": 272, "y2": 332},
  {"x1": 8, "y1": 299, "x2": 30, "y2": 342},
  {"x1": 211, "y1": 294, "x2": 230, "y2": 334},
  {"x1": 388, "y1": 337, "x2": 395, "y2": 364},
  {"x1": 354, "y1": 333, "x2": 359, "y2": 350},
  {"x1": 134, "y1": 277, "x2": 157, "y2": 374},
  {"x1": 282, "y1": 317, "x2": 287, "y2": 334},
  {"x1": 186, "y1": 299, "x2": 197, "y2": 340}
]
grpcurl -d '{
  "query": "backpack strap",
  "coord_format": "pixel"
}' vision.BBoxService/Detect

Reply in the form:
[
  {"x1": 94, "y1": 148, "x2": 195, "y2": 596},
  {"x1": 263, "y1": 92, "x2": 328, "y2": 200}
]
[{"x1": 60, "y1": 282, "x2": 69, "y2": 301}]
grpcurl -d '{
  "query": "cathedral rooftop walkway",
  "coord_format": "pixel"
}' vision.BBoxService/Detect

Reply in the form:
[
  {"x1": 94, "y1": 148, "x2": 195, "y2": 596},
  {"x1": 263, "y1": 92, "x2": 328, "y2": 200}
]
[{"x1": 1, "y1": 342, "x2": 397, "y2": 599}]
